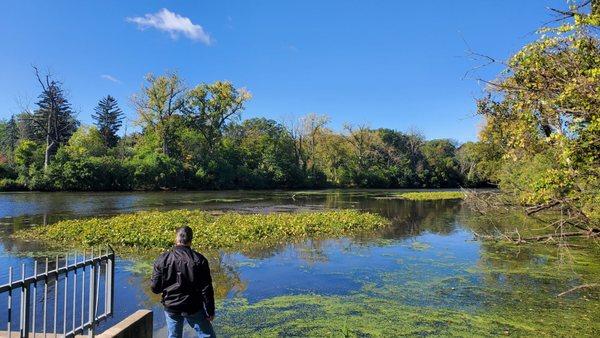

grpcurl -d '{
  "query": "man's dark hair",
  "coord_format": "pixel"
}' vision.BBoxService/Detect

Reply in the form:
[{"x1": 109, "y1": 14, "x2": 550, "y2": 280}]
[{"x1": 176, "y1": 226, "x2": 193, "y2": 245}]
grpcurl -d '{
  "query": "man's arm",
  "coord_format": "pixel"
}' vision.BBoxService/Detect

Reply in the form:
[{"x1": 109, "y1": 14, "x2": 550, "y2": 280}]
[
  {"x1": 199, "y1": 259, "x2": 215, "y2": 318},
  {"x1": 150, "y1": 255, "x2": 164, "y2": 294}
]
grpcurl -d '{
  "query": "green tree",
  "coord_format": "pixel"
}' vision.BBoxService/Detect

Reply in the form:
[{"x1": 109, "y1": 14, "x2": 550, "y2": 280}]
[
  {"x1": 92, "y1": 95, "x2": 124, "y2": 147},
  {"x1": 477, "y1": 1, "x2": 600, "y2": 225},
  {"x1": 0, "y1": 115, "x2": 19, "y2": 162},
  {"x1": 26, "y1": 68, "x2": 78, "y2": 170},
  {"x1": 133, "y1": 73, "x2": 185, "y2": 157},
  {"x1": 376, "y1": 129, "x2": 421, "y2": 187},
  {"x1": 184, "y1": 81, "x2": 251, "y2": 154},
  {"x1": 294, "y1": 113, "x2": 329, "y2": 180},
  {"x1": 314, "y1": 131, "x2": 352, "y2": 186},
  {"x1": 456, "y1": 141, "x2": 498, "y2": 187},
  {"x1": 344, "y1": 124, "x2": 391, "y2": 187},
  {"x1": 230, "y1": 118, "x2": 303, "y2": 188},
  {"x1": 63, "y1": 126, "x2": 107, "y2": 158},
  {"x1": 420, "y1": 140, "x2": 460, "y2": 188},
  {"x1": 14, "y1": 140, "x2": 39, "y2": 168}
]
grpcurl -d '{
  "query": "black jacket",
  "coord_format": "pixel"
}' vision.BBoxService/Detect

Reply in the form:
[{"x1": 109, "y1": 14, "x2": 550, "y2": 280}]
[{"x1": 151, "y1": 246, "x2": 215, "y2": 317}]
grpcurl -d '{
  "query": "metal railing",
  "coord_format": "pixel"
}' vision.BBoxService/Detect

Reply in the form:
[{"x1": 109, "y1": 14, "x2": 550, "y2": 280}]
[{"x1": 0, "y1": 247, "x2": 115, "y2": 338}]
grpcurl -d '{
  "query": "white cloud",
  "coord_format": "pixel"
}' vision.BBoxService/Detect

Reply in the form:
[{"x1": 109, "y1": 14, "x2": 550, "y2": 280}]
[
  {"x1": 127, "y1": 8, "x2": 212, "y2": 45},
  {"x1": 101, "y1": 74, "x2": 121, "y2": 83}
]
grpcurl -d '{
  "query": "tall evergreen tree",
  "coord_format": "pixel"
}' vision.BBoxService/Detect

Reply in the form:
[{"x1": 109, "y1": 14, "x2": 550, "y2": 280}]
[
  {"x1": 0, "y1": 115, "x2": 19, "y2": 161},
  {"x1": 92, "y1": 95, "x2": 124, "y2": 147},
  {"x1": 28, "y1": 68, "x2": 78, "y2": 169}
]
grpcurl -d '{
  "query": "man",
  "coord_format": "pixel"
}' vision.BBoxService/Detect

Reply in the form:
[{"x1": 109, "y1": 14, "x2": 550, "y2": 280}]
[{"x1": 151, "y1": 226, "x2": 216, "y2": 338}]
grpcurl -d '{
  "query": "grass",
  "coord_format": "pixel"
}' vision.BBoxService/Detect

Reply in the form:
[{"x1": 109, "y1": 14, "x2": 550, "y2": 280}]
[
  {"x1": 396, "y1": 191, "x2": 465, "y2": 201},
  {"x1": 14, "y1": 209, "x2": 390, "y2": 251}
]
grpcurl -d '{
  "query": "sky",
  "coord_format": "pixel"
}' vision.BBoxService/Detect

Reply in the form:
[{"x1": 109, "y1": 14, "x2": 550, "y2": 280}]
[{"x1": 0, "y1": 0, "x2": 566, "y2": 142}]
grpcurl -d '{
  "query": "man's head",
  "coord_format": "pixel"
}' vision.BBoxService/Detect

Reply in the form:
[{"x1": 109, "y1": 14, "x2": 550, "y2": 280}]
[{"x1": 175, "y1": 226, "x2": 193, "y2": 246}]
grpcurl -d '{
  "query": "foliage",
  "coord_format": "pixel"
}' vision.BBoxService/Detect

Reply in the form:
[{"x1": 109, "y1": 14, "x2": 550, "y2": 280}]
[
  {"x1": 16, "y1": 209, "x2": 391, "y2": 251},
  {"x1": 0, "y1": 115, "x2": 19, "y2": 161},
  {"x1": 128, "y1": 152, "x2": 187, "y2": 190},
  {"x1": 62, "y1": 126, "x2": 107, "y2": 158},
  {"x1": 0, "y1": 162, "x2": 17, "y2": 180},
  {"x1": 456, "y1": 141, "x2": 501, "y2": 187},
  {"x1": 25, "y1": 69, "x2": 79, "y2": 169},
  {"x1": 228, "y1": 118, "x2": 303, "y2": 188},
  {"x1": 184, "y1": 81, "x2": 251, "y2": 151},
  {"x1": 0, "y1": 178, "x2": 25, "y2": 191},
  {"x1": 1, "y1": 69, "x2": 496, "y2": 191},
  {"x1": 14, "y1": 140, "x2": 42, "y2": 169},
  {"x1": 92, "y1": 95, "x2": 123, "y2": 147},
  {"x1": 49, "y1": 156, "x2": 133, "y2": 191},
  {"x1": 476, "y1": 1, "x2": 600, "y2": 226},
  {"x1": 133, "y1": 73, "x2": 186, "y2": 157},
  {"x1": 420, "y1": 139, "x2": 461, "y2": 188}
]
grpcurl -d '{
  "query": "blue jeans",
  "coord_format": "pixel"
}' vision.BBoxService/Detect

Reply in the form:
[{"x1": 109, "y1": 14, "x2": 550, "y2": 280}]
[{"x1": 164, "y1": 310, "x2": 216, "y2": 338}]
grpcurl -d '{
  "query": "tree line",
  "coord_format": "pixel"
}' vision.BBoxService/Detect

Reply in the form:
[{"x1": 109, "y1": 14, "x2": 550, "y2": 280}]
[{"x1": 0, "y1": 71, "x2": 495, "y2": 191}]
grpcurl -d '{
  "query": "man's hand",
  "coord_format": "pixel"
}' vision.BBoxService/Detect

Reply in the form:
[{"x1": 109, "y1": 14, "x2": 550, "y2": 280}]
[{"x1": 206, "y1": 315, "x2": 215, "y2": 322}]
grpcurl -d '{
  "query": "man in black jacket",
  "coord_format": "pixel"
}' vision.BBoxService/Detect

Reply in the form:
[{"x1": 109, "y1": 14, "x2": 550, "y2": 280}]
[{"x1": 151, "y1": 226, "x2": 216, "y2": 338}]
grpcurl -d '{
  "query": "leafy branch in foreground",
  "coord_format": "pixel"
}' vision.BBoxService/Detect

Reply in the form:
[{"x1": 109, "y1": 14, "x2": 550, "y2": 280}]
[{"x1": 471, "y1": 1, "x2": 600, "y2": 236}]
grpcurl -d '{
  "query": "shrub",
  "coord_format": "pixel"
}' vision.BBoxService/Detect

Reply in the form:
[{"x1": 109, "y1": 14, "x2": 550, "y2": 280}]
[
  {"x1": 52, "y1": 156, "x2": 133, "y2": 191},
  {"x1": 128, "y1": 153, "x2": 187, "y2": 190},
  {"x1": 0, "y1": 163, "x2": 17, "y2": 179},
  {"x1": 0, "y1": 178, "x2": 26, "y2": 191}
]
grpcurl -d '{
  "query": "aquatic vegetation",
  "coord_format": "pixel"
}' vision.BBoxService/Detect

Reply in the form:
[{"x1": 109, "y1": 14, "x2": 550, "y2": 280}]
[
  {"x1": 397, "y1": 191, "x2": 465, "y2": 201},
  {"x1": 14, "y1": 209, "x2": 390, "y2": 251},
  {"x1": 214, "y1": 287, "x2": 600, "y2": 337},
  {"x1": 374, "y1": 191, "x2": 464, "y2": 201},
  {"x1": 213, "y1": 241, "x2": 600, "y2": 336},
  {"x1": 410, "y1": 241, "x2": 431, "y2": 251}
]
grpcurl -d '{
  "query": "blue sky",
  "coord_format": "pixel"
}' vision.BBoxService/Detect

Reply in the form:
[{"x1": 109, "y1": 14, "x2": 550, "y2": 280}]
[{"x1": 0, "y1": 1, "x2": 564, "y2": 142}]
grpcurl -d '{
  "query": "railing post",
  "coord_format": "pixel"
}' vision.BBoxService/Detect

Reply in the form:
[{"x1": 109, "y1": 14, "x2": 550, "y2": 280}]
[
  {"x1": 73, "y1": 254, "x2": 78, "y2": 333},
  {"x1": 63, "y1": 254, "x2": 69, "y2": 336},
  {"x1": 88, "y1": 251, "x2": 97, "y2": 338},
  {"x1": 53, "y1": 255, "x2": 58, "y2": 338},
  {"x1": 107, "y1": 246, "x2": 115, "y2": 316},
  {"x1": 20, "y1": 263, "x2": 30, "y2": 338},
  {"x1": 43, "y1": 258, "x2": 48, "y2": 336},
  {"x1": 32, "y1": 261, "x2": 38, "y2": 338},
  {"x1": 8, "y1": 266, "x2": 13, "y2": 337}
]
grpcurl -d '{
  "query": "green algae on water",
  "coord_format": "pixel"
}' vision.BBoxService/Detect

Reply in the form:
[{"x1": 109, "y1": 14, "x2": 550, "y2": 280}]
[
  {"x1": 410, "y1": 241, "x2": 432, "y2": 251},
  {"x1": 213, "y1": 244, "x2": 600, "y2": 337},
  {"x1": 214, "y1": 290, "x2": 600, "y2": 337}
]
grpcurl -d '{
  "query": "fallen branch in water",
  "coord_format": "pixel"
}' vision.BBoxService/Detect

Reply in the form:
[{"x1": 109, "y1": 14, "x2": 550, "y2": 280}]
[
  {"x1": 462, "y1": 189, "x2": 514, "y2": 214},
  {"x1": 525, "y1": 200, "x2": 560, "y2": 215},
  {"x1": 557, "y1": 283, "x2": 600, "y2": 297},
  {"x1": 473, "y1": 229, "x2": 599, "y2": 244}
]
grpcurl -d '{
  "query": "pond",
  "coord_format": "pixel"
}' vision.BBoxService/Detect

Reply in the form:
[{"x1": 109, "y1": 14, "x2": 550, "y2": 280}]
[{"x1": 0, "y1": 190, "x2": 598, "y2": 336}]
